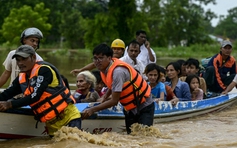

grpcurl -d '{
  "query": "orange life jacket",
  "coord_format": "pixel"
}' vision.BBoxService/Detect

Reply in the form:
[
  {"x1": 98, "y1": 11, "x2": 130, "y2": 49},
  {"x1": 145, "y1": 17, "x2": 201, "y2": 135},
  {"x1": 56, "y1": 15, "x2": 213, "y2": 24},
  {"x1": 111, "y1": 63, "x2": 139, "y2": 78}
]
[
  {"x1": 100, "y1": 58, "x2": 151, "y2": 111},
  {"x1": 19, "y1": 61, "x2": 75, "y2": 122}
]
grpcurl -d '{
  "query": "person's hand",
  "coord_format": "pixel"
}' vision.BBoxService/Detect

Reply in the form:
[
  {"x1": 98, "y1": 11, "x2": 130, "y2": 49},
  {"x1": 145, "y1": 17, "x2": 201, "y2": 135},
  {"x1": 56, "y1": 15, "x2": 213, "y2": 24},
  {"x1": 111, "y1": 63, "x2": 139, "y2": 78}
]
[
  {"x1": 192, "y1": 88, "x2": 200, "y2": 96},
  {"x1": 221, "y1": 91, "x2": 228, "y2": 95},
  {"x1": 145, "y1": 40, "x2": 150, "y2": 49},
  {"x1": 70, "y1": 69, "x2": 82, "y2": 76},
  {"x1": 97, "y1": 95, "x2": 111, "y2": 103},
  {"x1": 97, "y1": 97, "x2": 104, "y2": 103},
  {"x1": 0, "y1": 101, "x2": 12, "y2": 111},
  {"x1": 154, "y1": 98, "x2": 161, "y2": 103},
  {"x1": 170, "y1": 97, "x2": 179, "y2": 106},
  {"x1": 81, "y1": 108, "x2": 94, "y2": 119}
]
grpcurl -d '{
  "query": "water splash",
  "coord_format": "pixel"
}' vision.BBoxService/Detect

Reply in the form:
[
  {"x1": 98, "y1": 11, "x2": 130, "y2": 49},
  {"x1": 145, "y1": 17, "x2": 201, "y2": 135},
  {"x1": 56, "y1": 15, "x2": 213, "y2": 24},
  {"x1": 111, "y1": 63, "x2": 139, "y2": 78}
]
[
  {"x1": 52, "y1": 126, "x2": 122, "y2": 146},
  {"x1": 130, "y1": 123, "x2": 170, "y2": 139}
]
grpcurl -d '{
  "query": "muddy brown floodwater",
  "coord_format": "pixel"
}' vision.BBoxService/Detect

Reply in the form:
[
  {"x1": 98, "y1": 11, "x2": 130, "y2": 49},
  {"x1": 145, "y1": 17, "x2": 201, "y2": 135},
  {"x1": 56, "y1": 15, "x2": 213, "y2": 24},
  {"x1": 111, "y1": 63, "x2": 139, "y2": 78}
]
[{"x1": 1, "y1": 103, "x2": 237, "y2": 148}]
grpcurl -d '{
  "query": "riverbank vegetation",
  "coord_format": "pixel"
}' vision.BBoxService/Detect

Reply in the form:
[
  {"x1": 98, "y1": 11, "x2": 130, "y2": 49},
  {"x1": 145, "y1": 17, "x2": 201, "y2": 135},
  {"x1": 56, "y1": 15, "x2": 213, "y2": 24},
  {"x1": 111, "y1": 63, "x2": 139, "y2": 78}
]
[{"x1": 2, "y1": 42, "x2": 237, "y2": 62}]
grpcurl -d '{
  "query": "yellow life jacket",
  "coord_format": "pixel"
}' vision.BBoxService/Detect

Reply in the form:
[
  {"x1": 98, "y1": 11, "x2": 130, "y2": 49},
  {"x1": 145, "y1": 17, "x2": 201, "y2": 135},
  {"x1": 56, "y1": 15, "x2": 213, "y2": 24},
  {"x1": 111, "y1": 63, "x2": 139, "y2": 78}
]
[
  {"x1": 19, "y1": 61, "x2": 75, "y2": 122},
  {"x1": 100, "y1": 58, "x2": 151, "y2": 111}
]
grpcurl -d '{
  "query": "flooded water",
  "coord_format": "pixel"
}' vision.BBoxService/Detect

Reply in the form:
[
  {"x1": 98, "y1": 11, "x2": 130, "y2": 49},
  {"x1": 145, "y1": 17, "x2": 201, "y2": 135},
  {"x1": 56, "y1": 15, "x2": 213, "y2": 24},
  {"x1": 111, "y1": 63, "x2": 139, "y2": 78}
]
[
  {"x1": 1, "y1": 49, "x2": 237, "y2": 147},
  {"x1": 1, "y1": 103, "x2": 237, "y2": 148}
]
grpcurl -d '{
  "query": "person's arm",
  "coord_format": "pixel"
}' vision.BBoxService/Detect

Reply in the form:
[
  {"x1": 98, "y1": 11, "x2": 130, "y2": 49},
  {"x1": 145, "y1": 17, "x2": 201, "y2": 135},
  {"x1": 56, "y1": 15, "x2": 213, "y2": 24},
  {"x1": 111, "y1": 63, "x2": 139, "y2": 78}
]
[
  {"x1": 0, "y1": 67, "x2": 53, "y2": 111},
  {"x1": 199, "y1": 77, "x2": 207, "y2": 94},
  {"x1": 154, "y1": 92, "x2": 164, "y2": 103},
  {"x1": 97, "y1": 88, "x2": 112, "y2": 103},
  {"x1": 0, "y1": 76, "x2": 22, "y2": 101},
  {"x1": 145, "y1": 41, "x2": 156, "y2": 62},
  {"x1": 82, "y1": 92, "x2": 120, "y2": 118},
  {"x1": 0, "y1": 70, "x2": 11, "y2": 88},
  {"x1": 154, "y1": 83, "x2": 166, "y2": 102},
  {"x1": 81, "y1": 91, "x2": 100, "y2": 102},
  {"x1": 195, "y1": 89, "x2": 203, "y2": 100},
  {"x1": 70, "y1": 63, "x2": 96, "y2": 76},
  {"x1": 170, "y1": 97, "x2": 179, "y2": 106},
  {"x1": 82, "y1": 66, "x2": 128, "y2": 118},
  {"x1": 0, "y1": 51, "x2": 15, "y2": 88},
  {"x1": 178, "y1": 83, "x2": 192, "y2": 101},
  {"x1": 10, "y1": 66, "x2": 53, "y2": 108},
  {"x1": 222, "y1": 81, "x2": 237, "y2": 94}
]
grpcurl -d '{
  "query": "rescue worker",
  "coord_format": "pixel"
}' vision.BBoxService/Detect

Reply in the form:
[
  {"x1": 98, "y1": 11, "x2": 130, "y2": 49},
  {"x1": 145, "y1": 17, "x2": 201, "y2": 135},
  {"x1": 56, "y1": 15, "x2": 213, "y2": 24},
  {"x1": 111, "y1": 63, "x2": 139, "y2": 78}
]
[
  {"x1": 0, "y1": 45, "x2": 81, "y2": 137},
  {"x1": 0, "y1": 27, "x2": 43, "y2": 88},
  {"x1": 82, "y1": 43, "x2": 154, "y2": 134},
  {"x1": 70, "y1": 38, "x2": 125, "y2": 76}
]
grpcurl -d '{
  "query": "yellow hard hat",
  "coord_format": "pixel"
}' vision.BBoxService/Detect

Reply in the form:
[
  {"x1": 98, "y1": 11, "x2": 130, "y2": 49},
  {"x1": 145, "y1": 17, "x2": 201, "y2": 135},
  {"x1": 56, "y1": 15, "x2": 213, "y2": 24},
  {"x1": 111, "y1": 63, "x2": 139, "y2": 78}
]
[{"x1": 111, "y1": 39, "x2": 125, "y2": 49}]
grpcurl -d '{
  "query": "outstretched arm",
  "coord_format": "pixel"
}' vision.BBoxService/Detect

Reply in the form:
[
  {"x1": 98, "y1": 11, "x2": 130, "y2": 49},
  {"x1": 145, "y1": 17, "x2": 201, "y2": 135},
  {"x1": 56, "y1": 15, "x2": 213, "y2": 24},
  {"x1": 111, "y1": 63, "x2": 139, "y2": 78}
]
[
  {"x1": 82, "y1": 92, "x2": 120, "y2": 119},
  {"x1": 222, "y1": 81, "x2": 237, "y2": 94},
  {"x1": 70, "y1": 63, "x2": 96, "y2": 76},
  {"x1": 0, "y1": 70, "x2": 11, "y2": 88}
]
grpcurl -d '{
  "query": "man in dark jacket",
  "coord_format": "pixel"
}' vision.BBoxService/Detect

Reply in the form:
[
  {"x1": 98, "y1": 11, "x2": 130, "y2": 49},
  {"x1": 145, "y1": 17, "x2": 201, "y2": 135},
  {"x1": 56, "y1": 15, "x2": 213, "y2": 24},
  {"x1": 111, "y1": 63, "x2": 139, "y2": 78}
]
[{"x1": 204, "y1": 40, "x2": 237, "y2": 93}]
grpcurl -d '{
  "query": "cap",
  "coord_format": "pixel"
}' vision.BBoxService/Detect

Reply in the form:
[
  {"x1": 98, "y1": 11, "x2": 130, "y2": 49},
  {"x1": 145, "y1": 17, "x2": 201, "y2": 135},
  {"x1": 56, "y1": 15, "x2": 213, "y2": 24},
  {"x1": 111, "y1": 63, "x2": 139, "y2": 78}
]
[
  {"x1": 221, "y1": 40, "x2": 232, "y2": 48},
  {"x1": 12, "y1": 45, "x2": 35, "y2": 59}
]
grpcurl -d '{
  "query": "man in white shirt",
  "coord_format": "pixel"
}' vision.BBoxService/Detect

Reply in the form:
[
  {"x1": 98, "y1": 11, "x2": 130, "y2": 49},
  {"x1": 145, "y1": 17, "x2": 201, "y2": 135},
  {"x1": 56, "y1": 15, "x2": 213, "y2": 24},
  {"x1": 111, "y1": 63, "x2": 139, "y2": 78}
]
[
  {"x1": 124, "y1": 30, "x2": 156, "y2": 66},
  {"x1": 0, "y1": 27, "x2": 43, "y2": 87},
  {"x1": 120, "y1": 40, "x2": 146, "y2": 80}
]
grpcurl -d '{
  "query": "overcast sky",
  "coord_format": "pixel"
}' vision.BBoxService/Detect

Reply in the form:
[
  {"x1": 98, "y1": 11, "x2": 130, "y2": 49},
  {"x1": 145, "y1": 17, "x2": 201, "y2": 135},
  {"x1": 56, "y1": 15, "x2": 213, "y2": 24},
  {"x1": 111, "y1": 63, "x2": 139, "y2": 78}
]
[{"x1": 202, "y1": 0, "x2": 237, "y2": 26}]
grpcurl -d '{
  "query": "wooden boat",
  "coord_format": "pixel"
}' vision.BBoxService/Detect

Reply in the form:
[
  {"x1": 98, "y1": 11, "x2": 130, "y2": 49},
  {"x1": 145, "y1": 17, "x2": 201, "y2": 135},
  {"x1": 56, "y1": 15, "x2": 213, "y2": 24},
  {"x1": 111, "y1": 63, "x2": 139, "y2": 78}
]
[{"x1": 0, "y1": 93, "x2": 237, "y2": 139}]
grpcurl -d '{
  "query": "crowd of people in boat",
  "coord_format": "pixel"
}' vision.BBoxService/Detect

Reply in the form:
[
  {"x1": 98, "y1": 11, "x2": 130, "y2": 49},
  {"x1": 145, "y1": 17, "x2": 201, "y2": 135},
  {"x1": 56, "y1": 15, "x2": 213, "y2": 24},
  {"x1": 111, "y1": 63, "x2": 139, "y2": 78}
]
[
  {"x1": 0, "y1": 27, "x2": 236, "y2": 136},
  {"x1": 70, "y1": 30, "x2": 237, "y2": 104}
]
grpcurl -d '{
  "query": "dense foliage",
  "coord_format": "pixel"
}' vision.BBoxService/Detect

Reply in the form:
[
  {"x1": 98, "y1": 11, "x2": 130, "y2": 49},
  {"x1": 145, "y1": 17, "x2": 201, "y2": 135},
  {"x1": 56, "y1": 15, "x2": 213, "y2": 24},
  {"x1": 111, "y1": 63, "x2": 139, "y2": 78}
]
[
  {"x1": 0, "y1": 3, "x2": 51, "y2": 46},
  {"x1": 0, "y1": 0, "x2": 236, "y2": 49}
]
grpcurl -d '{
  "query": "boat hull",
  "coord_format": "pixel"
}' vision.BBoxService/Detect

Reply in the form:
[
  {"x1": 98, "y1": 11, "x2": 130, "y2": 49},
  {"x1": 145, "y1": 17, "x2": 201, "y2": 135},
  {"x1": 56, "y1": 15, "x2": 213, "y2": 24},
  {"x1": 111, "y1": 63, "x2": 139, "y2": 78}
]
[{"x1": 0, "y1": 93, "x2": 237, "y2": 139}]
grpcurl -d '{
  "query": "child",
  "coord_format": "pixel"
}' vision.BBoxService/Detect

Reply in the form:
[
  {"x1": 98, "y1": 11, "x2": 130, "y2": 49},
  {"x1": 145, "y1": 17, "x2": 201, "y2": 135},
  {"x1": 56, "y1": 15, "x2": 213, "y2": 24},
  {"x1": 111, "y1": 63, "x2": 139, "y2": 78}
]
[
  {"x1": 180, "y1": 58, "x2": 207, "y2": 97},
  {"x1": 185, "y1": 74, "x2": 203, "y2": 101},
  {"x1": 144, "y1": 63, "x2": 166, "y2": 102}
]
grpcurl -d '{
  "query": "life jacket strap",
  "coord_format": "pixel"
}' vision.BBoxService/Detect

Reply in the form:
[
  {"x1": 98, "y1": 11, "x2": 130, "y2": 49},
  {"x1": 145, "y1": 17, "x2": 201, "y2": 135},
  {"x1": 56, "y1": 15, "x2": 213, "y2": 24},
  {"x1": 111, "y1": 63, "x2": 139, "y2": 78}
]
[{"x1": 32, "y1": 86, "x2": 71, "y2": 121}]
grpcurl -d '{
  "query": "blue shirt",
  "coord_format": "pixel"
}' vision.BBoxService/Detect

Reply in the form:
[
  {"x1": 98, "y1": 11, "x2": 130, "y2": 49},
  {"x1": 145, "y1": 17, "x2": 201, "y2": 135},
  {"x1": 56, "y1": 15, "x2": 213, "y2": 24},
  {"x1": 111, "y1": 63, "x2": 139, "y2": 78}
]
[
  {"x1": 165, "y1": 79, "x2": 191, "y2": 101},
  {"x1": 149, "y1": 82, "x2": 167, "y2": 99}
]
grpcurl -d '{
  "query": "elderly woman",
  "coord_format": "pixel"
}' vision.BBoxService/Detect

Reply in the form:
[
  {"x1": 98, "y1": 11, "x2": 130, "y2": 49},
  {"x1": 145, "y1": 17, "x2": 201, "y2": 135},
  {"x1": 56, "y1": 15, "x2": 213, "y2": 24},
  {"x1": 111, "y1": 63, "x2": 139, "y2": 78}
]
[{"x1": 73, "y1": 70, "x2": 100, "y2": 103}]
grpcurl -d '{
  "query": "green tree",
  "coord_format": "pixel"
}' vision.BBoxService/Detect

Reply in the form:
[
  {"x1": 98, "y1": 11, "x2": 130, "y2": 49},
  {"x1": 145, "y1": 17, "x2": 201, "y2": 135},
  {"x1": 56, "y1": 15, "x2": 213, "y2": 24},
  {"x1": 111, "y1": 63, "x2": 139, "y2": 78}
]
[
  {"x1": 139, "y1": 0, "x2": 162, "y2": 46},
  {"x1": 84, "y1": 0, "x2": 148, "y2": 49},
  {"x1": 58, "y1": 0, "x2": 106, "y2": 49},
  {"x1": 60, "y1": 11, "x2": 86, "y2": 49},
  {"x1": 84, "y1": 13, "x2": 119, "y2": 49},
  {"x1": 0, "y1": 2, "x2": 51, "y2": 46},
  {"x1": 214, "y1": 7, "x2": 237, "y2": 40},
  {"x1": 139, "y1": 0, "x2": 216, "y2": 47},
  {"x1": 109, "y1": 0, "x2": 139, "y2": 43},
  {"x1": 77, "y1": 0, "x2": 107, "y2": 19}
]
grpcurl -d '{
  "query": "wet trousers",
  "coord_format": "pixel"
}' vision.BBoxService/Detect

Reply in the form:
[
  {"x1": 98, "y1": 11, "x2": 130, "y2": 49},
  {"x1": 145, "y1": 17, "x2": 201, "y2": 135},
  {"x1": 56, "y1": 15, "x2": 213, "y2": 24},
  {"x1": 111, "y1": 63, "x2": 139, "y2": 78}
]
[
  {"x1": 123, "y1": 102, "x2": 154, "y2": 134},
  {"x1": 204, "y1": 66, "x2": 235, "y2": 92}
]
